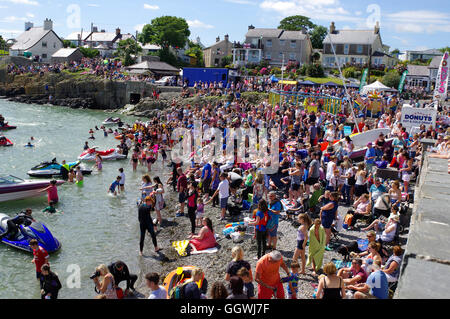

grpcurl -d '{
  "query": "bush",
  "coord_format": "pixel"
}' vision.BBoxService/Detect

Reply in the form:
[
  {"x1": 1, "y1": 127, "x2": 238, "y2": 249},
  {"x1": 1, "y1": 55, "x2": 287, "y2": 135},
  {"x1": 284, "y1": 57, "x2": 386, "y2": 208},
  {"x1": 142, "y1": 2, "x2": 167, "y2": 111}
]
[
  {"x1": 370, "y1": 69, "x2": 385, "y2": 77},
  {"x1": 382, "y1": 70, "x2": 400, "y2": 88},
  {"x1": 306, "y1": 64, "x2": 325, "y2": 77},
  {"x1": 79, "y1": 47, "x2": 99, "y2": 58},
  {"x1": 271, "y1": 67, "x2": 281, "y2": 75},
  {"x1": 343, "y1": 67, "x2": 357, "y2": 78}
]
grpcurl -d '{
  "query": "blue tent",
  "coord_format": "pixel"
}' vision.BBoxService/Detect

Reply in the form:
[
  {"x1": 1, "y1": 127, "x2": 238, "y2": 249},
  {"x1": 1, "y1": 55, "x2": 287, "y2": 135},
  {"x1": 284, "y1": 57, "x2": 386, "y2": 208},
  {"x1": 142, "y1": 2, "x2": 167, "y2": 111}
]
[
  {"x1": 270, "y1": 75, "x2": 279, "y2": 83},
  {"x1": 298, "y1": 80, "x2": 317, "y2": 85},
  {"x1": 322, "y1": 81, "x2": 341, "y2": 87}
]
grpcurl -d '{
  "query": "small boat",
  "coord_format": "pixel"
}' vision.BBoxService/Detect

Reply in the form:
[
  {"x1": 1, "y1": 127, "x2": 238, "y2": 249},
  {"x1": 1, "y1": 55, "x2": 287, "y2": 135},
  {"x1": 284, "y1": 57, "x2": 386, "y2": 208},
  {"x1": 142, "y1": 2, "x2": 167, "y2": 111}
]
[
  {"x1": 162, "y1": 266, "x2": 205, "y2": 298},
  {"x1": 0, "y1": 213, "x2": 61, "y2": 253},
  {"x1": 0, "y1": 123, "x2": 17, "y2": 131},
  {"x1": 78, "y1": 148, "x2": 127, "y2": 161},
  {"x1": 0, "y1": 175, "x2": 65, "y2": 203},
  {"x1": 0, "y1": 136, "x2": 13, "y2": 147},
  {"x1": 102, "y1": 117, "x2": 122, "y2": 125},
  {"x1": 114, "y1": 133, "x2": 135, "y2": 140},
  {"x1": 27, "y1": 158, "x2": 92, "y2": 178}
]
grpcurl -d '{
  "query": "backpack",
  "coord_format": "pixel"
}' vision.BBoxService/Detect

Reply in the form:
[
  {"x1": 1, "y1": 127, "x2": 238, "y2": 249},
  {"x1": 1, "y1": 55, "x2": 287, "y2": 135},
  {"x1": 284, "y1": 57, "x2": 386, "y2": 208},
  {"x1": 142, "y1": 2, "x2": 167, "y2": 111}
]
[
  {"x1": 258, "y1": 210, "x2": 269, "y2": 227},
  {"x1": 343, "y1": 213, "x2": 353, "y2": 229},
  {"x1": 169, "y1": 281, "x2": 189, "y2": 299}
]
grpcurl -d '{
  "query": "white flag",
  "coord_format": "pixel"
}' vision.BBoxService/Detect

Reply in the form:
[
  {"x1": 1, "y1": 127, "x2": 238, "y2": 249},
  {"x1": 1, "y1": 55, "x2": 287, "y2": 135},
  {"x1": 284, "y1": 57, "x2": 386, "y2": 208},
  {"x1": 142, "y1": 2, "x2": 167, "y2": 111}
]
[{"x1": 433, "y1": 51, "x2": 449, "y2": 104}]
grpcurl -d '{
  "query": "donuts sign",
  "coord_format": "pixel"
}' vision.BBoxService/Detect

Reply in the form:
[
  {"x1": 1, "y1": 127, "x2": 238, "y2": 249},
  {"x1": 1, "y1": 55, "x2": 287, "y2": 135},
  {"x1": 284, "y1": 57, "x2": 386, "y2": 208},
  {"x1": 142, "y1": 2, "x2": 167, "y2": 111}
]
[{"x1": 434, "y1": 52, "x2": 449, "y2": 102}]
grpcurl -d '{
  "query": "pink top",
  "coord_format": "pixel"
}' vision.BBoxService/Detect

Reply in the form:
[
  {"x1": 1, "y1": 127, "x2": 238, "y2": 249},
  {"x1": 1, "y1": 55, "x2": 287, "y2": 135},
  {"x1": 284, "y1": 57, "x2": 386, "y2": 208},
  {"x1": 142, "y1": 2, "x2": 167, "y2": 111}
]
[
  {"x1": 47, "y1": 185, "x2": 58, "y2": 203},
  {"x1": 190, "y1": 227, "x2": 217, "y2": 251}
]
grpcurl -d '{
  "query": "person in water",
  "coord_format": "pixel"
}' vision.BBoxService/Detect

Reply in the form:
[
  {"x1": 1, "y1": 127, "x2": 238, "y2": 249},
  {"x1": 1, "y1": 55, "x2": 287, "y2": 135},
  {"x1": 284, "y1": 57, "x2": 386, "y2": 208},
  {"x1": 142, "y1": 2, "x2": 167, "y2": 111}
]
[
  {"x1": 42, "y1": 201, "x2": 63, "y2": 214},
  {"x1": 108, "y1": 176, "x2": 122, "y2": 196},
  {"x1": 25, "y1": 142, "x2": 34, "y2": 147},
  {"x1": 75, "y1": 166, "x2": 84, "y2": 186},
  {"x1": 60, "y1": 160, "x2": 69, "y2": 180},
  {"x1": 68, "y1": 168, "x2": 75, "y2": 183},
  {"x1": 40, "y1": 180, "x2": 59, "y2": 204}
]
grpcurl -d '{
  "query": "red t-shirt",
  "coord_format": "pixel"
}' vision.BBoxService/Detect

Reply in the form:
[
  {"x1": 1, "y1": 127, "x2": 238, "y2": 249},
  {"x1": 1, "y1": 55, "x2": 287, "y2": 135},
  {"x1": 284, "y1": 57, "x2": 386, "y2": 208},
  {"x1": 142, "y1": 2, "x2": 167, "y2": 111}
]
[
  {"x1": 46, "y1": 185, "x2": 58, "y2": 203},
  {"x1": 33, "y1": 246, "x2": 49, "y2": 272}
]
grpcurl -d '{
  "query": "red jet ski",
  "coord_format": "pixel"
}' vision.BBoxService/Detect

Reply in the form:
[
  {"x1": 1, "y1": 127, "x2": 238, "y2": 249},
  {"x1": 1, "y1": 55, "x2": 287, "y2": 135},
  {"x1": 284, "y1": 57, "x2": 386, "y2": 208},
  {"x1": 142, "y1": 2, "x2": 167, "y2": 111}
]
[{"x1": 0, "y1": 136, "x2": 13, "y2": 147}]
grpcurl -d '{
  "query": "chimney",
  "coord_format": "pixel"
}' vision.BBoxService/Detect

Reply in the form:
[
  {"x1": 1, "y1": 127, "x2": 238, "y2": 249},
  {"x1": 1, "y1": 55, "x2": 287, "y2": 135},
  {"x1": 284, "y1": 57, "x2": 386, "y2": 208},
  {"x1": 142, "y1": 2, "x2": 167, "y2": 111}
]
[
  {"x1": 92, "y1": 26, "x2": 98, "y2": 33},
  {"x1": 329, "y1": 22, "x2": 336, "y2": 34},
  {"x1": 101, "y1": 29, "x2": 105, "y2": 33},
  {"x1": 43, "y1": 18, "x2": 53, "y2": 31},
  {"x1": 224, "y1": 34, "x2": 229, "y2": 42},
  {"x1": 116, "y1": 27, "x2": 121, "y2": 36},
  {"x1": 25, "y1": 21, "x2": 33, "y2": 31},
  {"x1": 374, "y1": 21, "x2": 380, "y2": 34},
  {"x1": 216, "y1": 36, "x2": 220, "y2": 43},
  {"x1": 248, "y1": 24, "x2": 255, "y2": 30}
]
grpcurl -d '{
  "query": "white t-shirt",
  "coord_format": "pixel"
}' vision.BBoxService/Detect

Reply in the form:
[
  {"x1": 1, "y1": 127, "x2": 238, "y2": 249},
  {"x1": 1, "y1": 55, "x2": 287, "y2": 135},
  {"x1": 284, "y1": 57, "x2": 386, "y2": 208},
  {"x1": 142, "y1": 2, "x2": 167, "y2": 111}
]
[
  {"x1": 218, "y1": 179, "x2": 230, "y2": 199},
  {"x1": 119, "y1": 172, "x2": 125, "y2": 185},
  {"x1": 148, "y1": 286, "x2": 167, "y2": 299}
]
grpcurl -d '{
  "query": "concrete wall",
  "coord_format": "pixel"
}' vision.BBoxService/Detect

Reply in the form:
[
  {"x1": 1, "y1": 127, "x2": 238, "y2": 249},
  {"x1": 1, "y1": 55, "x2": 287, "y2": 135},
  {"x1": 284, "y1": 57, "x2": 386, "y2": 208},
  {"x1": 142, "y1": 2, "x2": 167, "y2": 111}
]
[{"x1": 395, "y1": 154, "x2": 450, "y2": 298}]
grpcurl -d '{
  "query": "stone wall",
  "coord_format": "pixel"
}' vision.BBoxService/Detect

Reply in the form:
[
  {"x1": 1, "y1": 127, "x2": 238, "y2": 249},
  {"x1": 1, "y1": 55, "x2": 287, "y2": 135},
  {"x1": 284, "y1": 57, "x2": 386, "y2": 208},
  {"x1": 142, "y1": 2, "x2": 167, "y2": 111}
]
[{"x1": 395, "y1": 154, "x2": 450, "y2": 298}]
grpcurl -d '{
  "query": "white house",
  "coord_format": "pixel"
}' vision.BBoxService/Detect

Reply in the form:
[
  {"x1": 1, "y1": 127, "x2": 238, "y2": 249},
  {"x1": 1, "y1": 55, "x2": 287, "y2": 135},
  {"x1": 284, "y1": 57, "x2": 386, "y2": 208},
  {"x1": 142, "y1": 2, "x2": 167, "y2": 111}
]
[{"x1": 9, "y1": 19, "x2": 63, "y2": 62}]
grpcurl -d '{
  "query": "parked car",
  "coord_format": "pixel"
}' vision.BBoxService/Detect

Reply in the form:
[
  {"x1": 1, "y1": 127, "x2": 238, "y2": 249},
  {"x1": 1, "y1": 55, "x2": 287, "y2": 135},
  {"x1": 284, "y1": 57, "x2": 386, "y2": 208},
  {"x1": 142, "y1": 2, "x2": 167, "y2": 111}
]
[{"x1": 155, "y1": 76, "x2": 175, "y2": 86}]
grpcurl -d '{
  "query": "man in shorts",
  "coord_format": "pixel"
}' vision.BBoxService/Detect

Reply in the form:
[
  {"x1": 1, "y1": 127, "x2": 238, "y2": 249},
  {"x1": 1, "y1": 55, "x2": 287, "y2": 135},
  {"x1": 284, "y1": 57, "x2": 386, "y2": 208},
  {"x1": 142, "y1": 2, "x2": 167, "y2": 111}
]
[{"x1": 305, "y1": 152, "x2": 320, "y2": 195}]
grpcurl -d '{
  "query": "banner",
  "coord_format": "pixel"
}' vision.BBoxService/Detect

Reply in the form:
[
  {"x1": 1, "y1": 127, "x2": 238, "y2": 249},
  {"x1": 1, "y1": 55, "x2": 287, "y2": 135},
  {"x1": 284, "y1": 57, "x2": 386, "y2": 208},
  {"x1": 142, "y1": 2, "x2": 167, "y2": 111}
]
[
  {"x1": 400, "y1": 105, "x2": 437, "y2": 129},
  {"x1": 433, "y1": 51, "x2": 449, "y2": 104},
  {"x1": 398, "y1": 70, "x2": 408, "y2": 93},
  {"x1": 359, "y1": 68, "x2": 368, "y2": 92}
]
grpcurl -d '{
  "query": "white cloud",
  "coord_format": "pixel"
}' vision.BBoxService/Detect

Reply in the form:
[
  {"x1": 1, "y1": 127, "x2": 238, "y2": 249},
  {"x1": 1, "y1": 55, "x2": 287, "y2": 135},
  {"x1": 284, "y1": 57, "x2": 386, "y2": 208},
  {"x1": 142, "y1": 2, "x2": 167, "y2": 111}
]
[
  {"x1": 259, "y1": 0, "x2": 363, "y2": 24},
  {"x1": 224, "y1": 0, "x2": 256, "y2": 5},
  {"x1": 0, "y1": 28, "x2": 23, "y2": 37},
  {"x1": 0, "y1": 0, "x2": 39, "y2": 5},
  {"x1": 387, "y1": 10, "x2": 450, "y2": 34},
  {"x1": 87, "y1": 4, "x2": 100, "y2": 7},
  {"x1": 143, "y1": 4, "x2": 159, "y2": 10},
  {"x1": 187, "y1": 19, "x2": 214, "y2": 29},
  {"x1": 0, "y1": 16, "x2": 27, "y2": 22},
  {"x1": 26, "y1": 12, "x2": 34, "y2": 17}
]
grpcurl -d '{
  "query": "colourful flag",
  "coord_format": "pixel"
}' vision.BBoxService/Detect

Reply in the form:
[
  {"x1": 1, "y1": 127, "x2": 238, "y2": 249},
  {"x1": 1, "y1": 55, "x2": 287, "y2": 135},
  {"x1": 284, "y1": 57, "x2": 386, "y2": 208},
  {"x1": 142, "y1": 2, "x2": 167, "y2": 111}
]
[
  {"x1": 359, "y1": 68, "x2": 369, "y2": 92},
  {"x1": 398, "y1": 70, "x2": 408, "y2": 93},
  {"x1": 433, "y1": 52, "x2": 449, "y2": 104}
]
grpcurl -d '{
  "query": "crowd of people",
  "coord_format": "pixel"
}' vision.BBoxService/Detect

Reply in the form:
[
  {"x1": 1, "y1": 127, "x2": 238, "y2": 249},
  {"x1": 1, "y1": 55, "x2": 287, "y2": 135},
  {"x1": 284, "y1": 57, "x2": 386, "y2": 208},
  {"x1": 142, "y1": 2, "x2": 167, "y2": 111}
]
[{"x1": 83, "y1": 88, "x2": 448, "y2": 300}]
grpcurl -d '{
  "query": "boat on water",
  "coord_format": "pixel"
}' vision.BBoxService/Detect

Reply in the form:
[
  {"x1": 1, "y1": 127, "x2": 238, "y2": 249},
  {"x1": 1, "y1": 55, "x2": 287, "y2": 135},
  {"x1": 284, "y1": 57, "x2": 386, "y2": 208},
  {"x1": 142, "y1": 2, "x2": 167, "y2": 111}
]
[
  {"x1": 0, "y1": 136, "x2": 13, "y2": 147},
  {"x1": 0, "y1": 213, "x2": 61, "y2": 253},
  {"x1": 27, "y1": 158, "x2": 92, "y2": 178},
  {"x1": 0, "y1": 175, "x2": 65, "y2": 203},
  {"x1": 78, "y1": 148, "x2": 127, "y2": 161},
  {"x1": 0, "y1": 123, "x2": 16, "y2": 131},
  {"x1": 102, "y1": 117, "x2": 122, "y2": 126}
]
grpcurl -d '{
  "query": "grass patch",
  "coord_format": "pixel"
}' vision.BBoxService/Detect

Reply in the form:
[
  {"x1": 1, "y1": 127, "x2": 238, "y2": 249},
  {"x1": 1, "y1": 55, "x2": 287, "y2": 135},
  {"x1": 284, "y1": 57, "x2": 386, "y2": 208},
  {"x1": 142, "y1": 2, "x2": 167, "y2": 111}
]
[{"x1": 304, "y1": 77, "x2": 344, "y2": 85}]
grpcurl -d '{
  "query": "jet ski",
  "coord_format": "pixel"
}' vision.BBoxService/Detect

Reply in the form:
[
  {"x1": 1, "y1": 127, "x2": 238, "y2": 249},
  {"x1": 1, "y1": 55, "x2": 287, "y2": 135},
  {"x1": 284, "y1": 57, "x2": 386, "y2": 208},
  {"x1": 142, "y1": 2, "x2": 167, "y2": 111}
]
[
  {"x1": 102, "y1": 117, "x2": 121, "y2": 125},
  {"x1": 78, "y1": 148, "x2": 127, "y2": 161},
  {"x1": 27, "y1": 158, "x2": 92, "y2": 178},
  {"x1": 0, "y1": 123, "x2": 17, "y2": 131},
  {"x1": 0, "y1": 136, "x2": 13, "y2": 147},
  {"x1": 0, "y1": 213, "x2": 61, "y2": 253}
]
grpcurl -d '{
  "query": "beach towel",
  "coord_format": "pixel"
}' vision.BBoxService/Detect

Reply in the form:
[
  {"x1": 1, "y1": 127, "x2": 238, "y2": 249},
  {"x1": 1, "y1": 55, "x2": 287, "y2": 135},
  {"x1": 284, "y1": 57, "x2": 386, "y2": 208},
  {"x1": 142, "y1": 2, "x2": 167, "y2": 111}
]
[
  {"x1": 281, "y1": 199, "x2": 297, "y2": 211},
  {"x1": 357, "y1": 239, "x2": 369, "y2": 252},
  {"x1": 190, "y1": 247, "x2": 219, "y2": 255},
  {"x1": 172, "y1": 240, "x2": 190, "y2": 256},
  {"x1": 307, "y1": 224, "x2": 326, "y2": 272},
  {"x1": 331, "y1": 258, "x2": 352, "y2": 270}
]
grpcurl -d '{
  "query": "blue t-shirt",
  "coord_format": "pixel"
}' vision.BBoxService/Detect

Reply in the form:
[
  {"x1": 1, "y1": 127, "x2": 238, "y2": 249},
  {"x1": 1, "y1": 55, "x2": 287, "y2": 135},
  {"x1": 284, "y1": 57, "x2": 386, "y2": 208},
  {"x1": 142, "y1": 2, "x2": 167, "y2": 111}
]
[
  {"x1": 255, "y1": 210, "x2": 267, "y2": 232},
  {"x1": 110, "y1": 180, "x2": 120, "y2": 192},
  {"x1": 201, "y1": 163, "x2": 212, "y2": 179},
  {"x1": 267, "y1": 201, "x2": 282, "y2": 229},
  {"x1": 366, "y1": 270, "x2": 389, "y2": 299},
  {"x1": 244, "y1": 282, "x2": 255, "y2": 299},
  {"x1": 365, "y1": 148, "x2": 376, "y2": 164}
]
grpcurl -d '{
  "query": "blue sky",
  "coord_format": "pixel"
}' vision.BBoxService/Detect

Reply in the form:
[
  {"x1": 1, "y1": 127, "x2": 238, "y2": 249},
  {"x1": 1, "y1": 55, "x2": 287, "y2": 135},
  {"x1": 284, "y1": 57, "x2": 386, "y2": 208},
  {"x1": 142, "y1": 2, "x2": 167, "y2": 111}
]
[{"x1": 0, "y1": 0, "x2": 449, "y2": 52}]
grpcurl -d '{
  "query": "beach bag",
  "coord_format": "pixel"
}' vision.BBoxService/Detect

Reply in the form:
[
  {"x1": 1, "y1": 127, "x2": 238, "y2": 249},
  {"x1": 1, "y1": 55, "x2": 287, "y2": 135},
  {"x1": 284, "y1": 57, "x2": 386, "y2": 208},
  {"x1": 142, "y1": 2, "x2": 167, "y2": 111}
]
[
  {"x1": 169, "y1": 281, "x2": 189, "y2": 299},
  {"x1": 116, "y1": 287, "x2": 124, "y2": 299},
  {"x1": 343, "y1": 213, "x2": 353, "y2": 229}
]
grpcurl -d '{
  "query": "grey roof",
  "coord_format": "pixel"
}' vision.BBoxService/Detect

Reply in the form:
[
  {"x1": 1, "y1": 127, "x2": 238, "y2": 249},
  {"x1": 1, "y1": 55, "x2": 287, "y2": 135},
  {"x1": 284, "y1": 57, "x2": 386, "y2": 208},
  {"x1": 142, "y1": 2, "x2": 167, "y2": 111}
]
[
  {"x1": 126, "y1": 61, "x2": 179, "y2": 72},
  {"x1": 279, "y1": 30, "x2": 307, "y2": 40},
  {"x1": 10, "y1": 27, "x2": 52, "y2": 51},
  {"x1": 65, "y1": 31, "x2": 91, "y2": 41},
  {"x1": 84, "y1": 32, "x2": 118, "y2": 43},
  {"x1": 407, "y1": 65, "x2": 430, "y2": 76},
  {"x1": 407, "y1": 48, "x2": 442, "y2": 55},
  {"x1": 428, "y1": 55, "x2": 444, "y2": 69},
  {"x1": 51, "y1": 48, "x2": 80, "y2": 58},
  {"x1": 246, "y1": 28, "x2": 283, "y2": 38},
  {"x1": 323, "y1": 30, "x2": 379, "y2": 45},
  {"x1": 372, "y1": 50, "x2": 392, "y2": 57},
  {"x1": 139, "y1": 42, "x2": 161, "y2": 51},
  {"x1": 120, "y1": 33, "x2": 135, "y2": 41},
  {"x1": 203, "y1": 39, "x2": 230, "y2": 50}
]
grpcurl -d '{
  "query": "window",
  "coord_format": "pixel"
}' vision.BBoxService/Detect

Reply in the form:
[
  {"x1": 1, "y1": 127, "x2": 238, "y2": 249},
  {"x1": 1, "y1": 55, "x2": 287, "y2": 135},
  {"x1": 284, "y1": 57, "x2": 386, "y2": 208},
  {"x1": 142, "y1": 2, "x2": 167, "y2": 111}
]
[
  {"x1": 266, "y1": 40, "x2": 272, "y2": 48},
  {"x1": 290, "y1": 40, "x2": 296, "y2": 48},
  {"x1": 344, "y1": 44, "x2": 349, "y2": 55},
  {"x1": 279, "y1": 52, "x2": 283, "y2": 59},
  {"x1": 280, "y1": 39, "x2": 285, "y2": 46},
  {"x1": 266, "y1": 52, "x2": 271, "y2": 59},
  {"x1": 357, "y1": 45, "x2": 363, "y2": 54},
  {"x1": 42, "y1": 42, "x2": 47, "y2": 48},
  {"x1": 42, "y1": 54, "x2": 47, "y2": 59},
  {"x1": 289, "y1": 52, "x2": 296, "y2": 60}
]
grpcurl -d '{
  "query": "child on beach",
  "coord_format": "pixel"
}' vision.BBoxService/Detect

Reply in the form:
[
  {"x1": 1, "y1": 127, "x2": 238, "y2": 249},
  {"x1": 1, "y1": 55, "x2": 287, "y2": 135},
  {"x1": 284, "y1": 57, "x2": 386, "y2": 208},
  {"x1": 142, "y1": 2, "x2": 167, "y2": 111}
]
[
  {"x1": 236, "y1": 267, "x2": 256, "y2": 299},
  {"x1": 281, "y1": 261, "x2": 301, "y2": 299},
  {"x1": 108, "y1": 176, "x2": 122, "y2": 196},
  {"x1": 195, "y1": 197, "x2": 204, "y2": 228},
  {"x1": 293, "y1": 213, "x2": 312, "y2": 274}
]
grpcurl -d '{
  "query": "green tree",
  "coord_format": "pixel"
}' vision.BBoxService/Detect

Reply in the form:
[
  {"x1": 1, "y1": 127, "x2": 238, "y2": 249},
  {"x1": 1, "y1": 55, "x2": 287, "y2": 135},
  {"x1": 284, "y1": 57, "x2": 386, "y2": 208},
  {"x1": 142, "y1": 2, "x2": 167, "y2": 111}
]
[
  {"x1": 309, "y1": 25, "x2": 328, "y2": 49},
  {"x1": 79, "y1": 47, "x2": 99, "y2": 58},
  {"x1": 439, "y1": 47, "x2": 450, "y2": 53},
  {"x1": 63, "y1": 40, "x2": 76, "y2": 48},
  {"x1": 390, "y1": 48, "x2": 400, "y2": 55},
  {"x1": 138, "y1": 16, "x2": 190, "y2": 49},
  {"x1": 220, "y1": 55, "x2": 232, "y2": 68},
  {"x1": 115, "y1": 38, "x2": 142, "y2": 66},
  {"x1": 306, "y1": 64, "x2": 324, "y2": 77},
  {"x1": 278, "y1": 15, "x2": 316, "y2": 31},
  {"x1": 158, "y1": 47, "x2": 180, "y2": 67},
  {"x1": 343, "y1": 67, "x2": 357, "y2": 78},
  {"x1": 382, "y1": 70, "x2": 401, "y2": 88},
  {"x1": 185, "y1": 41, "x2": 204, "y2": 67}
]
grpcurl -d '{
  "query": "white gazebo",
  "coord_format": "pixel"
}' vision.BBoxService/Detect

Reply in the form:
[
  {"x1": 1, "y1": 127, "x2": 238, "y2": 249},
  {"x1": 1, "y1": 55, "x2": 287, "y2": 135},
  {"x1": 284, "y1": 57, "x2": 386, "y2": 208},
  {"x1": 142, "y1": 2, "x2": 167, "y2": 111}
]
[{"x1": 361, "y1": 80, "x2": 396, "y2": 95}]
